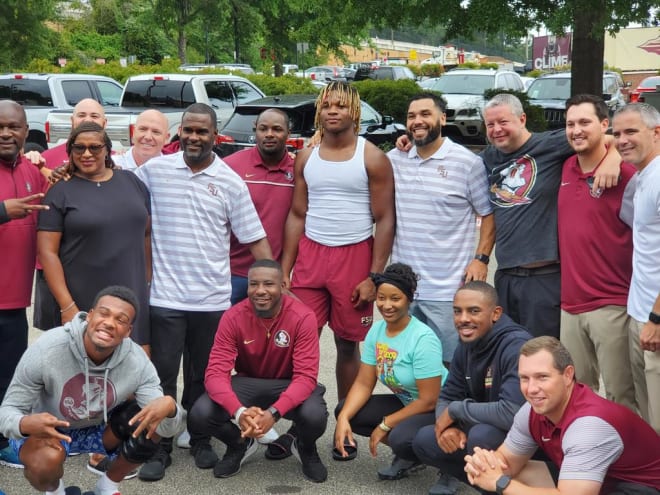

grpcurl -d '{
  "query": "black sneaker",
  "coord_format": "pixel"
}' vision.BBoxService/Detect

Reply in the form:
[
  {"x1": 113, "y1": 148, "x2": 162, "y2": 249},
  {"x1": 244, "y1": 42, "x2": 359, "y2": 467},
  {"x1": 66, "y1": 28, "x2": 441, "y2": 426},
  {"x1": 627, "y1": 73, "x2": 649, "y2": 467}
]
[
  {"x1": 191, "y1": 442, "x2": 218, "y2": 469},
  {"x1": 291, "y1": 439, "x2": 327, "y2": 483},
  {"x1": 137, "y1": 447, "x2": 172, "y2": 481},
  {"x1": 213, "y1": 438, "x2": 257, "y2": 478},
  {"x1": 86, "y1": 455, "x2": 138, "y2": 480}
]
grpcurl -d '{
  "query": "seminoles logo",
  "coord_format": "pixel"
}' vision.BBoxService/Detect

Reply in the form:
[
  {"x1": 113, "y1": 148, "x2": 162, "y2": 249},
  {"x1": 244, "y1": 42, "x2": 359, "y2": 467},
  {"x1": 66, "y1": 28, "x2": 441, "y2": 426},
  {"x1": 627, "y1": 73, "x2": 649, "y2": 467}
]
[
  {"x1": 361, "y1": 316, "x2": 373, "y2": 327},
  {"x1": 274, "y1": 330, "x2": 290, "y2": 348},
  {"x1": 639, "y1": 36, "x2": 660, "y2": 56},
  {"x1": 60, "y1": 374, "x2": 115, "y2": 421},
  {"x1": 284, "y1": 171, "x2": 294, "y2": 182},
  {"x1": 490, "y1": 154, "x2": 537, "y2": 207},
  {"x1": 207, "y1": 183, "x2": 219, "y2": 197}
]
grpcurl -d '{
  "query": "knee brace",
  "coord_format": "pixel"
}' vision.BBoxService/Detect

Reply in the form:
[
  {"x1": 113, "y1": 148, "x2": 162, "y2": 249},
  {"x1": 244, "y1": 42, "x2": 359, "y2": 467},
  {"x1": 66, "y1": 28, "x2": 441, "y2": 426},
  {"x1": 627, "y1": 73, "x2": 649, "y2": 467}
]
[
  {"x1": 120, "y1": 430, "x2": 159, "y2": 464},
  {"x1": 109, "y1": 400, "x2": 141, "y2": 441}
]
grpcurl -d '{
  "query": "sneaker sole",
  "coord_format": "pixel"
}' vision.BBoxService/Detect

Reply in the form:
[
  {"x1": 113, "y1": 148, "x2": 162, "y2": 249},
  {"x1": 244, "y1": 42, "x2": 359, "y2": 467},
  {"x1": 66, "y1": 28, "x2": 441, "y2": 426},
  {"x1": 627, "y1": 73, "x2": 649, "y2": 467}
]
[
  {"x1": 86, "y1": 462, "x2": 139, "y2": 480},
  {"x1": 0, "y1": 459, "x2": 23, "y2": 469}
]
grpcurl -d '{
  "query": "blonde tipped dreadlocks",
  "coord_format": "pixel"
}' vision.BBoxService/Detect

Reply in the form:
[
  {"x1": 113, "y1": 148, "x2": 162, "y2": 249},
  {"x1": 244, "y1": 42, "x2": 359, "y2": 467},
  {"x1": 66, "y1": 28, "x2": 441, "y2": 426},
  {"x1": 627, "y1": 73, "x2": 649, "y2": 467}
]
[{"x1": 314, "y1": 81, "x2": 361, "y2": 137}]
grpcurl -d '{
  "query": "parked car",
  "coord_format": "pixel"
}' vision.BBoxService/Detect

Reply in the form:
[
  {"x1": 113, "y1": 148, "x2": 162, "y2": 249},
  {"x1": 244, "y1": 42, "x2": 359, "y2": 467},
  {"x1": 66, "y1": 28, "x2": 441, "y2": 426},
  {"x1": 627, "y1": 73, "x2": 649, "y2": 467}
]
[
  {"x1": 422, "y1": 68, "x2": 525, "y2": 143},
  {"x1": 216, "y1": 94, "x2": 406, "y2": 155},
  {"x1": 178, "y1": 63, "x2": 255, "y2": 75},
  {"x1": 629, "y1": 75, "x2": 660, "y2": 103},
  {"x1": 0, "y1": 73, "x2": 123, "y2": 150},
  {"x1": 368, "y1": 65, "x2": 416, "y2": 81},
  {"x1": 46, "y1": 73, "x2": 265, "y2": 149},
  {"x1": 520, "y1": 76, "x2": 536, "y2": 91},
  {"x1": 295, "y1": 66, "x2": 351, "y2": 82},
  {"x1": 526, "y1": 71, "x2": 627, "y2": 129}
]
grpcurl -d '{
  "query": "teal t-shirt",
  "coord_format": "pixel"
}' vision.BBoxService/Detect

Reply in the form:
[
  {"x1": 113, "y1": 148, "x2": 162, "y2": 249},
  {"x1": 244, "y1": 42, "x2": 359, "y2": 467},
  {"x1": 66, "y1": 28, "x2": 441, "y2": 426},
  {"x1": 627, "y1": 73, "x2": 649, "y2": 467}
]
[{"x1": 362, "y1": 316, "x2": 447, "y2": 405}]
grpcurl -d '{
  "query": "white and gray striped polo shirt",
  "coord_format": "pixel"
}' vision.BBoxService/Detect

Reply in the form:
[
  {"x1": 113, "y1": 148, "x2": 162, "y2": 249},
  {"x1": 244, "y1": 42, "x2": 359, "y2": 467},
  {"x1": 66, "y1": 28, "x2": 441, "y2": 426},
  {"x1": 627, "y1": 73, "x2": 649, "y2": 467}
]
[
  {"x1": 135, "y1": 152, "x2": 265, "y2": 311},
  {"x1": 388, "y1": 137, "x2": 492, "y2": 301}
]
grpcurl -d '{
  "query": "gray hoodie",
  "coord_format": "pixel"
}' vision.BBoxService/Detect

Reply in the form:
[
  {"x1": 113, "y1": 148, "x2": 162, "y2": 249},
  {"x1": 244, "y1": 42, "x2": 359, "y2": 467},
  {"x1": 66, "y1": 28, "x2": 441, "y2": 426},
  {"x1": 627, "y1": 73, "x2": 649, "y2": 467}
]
[{"x1": 0, "y1": 312, "x2": 182, "y2": 439}]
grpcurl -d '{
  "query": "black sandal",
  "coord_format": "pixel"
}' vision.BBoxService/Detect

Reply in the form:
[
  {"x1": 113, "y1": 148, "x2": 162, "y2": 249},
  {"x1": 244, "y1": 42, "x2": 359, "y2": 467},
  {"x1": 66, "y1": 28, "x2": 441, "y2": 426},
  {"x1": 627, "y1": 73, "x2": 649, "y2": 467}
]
[
  {"x1": 332, "y1": 440, "x2": 358, "y2": 461},
  {"x1": 265, "y1": 432, "x2": 295, "y2": 460}
]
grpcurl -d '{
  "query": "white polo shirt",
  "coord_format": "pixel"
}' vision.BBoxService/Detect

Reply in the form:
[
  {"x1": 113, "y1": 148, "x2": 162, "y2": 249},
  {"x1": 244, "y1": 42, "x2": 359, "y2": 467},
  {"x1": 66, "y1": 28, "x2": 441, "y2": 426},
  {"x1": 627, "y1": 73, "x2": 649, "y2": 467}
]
[
  {"x1": 629, "y1": 155, "x2": 660, "y2": 322},
  {"x1": 135, "y1": 152, "x2": 266, "y2": 311},
  {"x1": 388, "y1": 138, "x2": 492, "y2": 301}
]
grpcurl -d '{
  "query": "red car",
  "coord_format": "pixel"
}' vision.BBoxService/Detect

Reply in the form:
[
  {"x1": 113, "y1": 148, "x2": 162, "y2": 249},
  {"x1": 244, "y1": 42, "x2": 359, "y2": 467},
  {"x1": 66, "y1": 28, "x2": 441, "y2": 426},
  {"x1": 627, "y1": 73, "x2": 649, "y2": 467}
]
[{"x1": 629, "y1": 76, "x2": 660, "y2": 103}]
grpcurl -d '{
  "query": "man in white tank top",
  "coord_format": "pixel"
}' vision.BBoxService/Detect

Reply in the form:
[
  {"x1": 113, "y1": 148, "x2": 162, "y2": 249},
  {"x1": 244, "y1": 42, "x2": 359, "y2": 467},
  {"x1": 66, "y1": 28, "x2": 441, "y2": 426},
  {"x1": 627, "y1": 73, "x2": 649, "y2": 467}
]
[{"x1": 281, "y1": 82, "x2": 395, "y2": 403}]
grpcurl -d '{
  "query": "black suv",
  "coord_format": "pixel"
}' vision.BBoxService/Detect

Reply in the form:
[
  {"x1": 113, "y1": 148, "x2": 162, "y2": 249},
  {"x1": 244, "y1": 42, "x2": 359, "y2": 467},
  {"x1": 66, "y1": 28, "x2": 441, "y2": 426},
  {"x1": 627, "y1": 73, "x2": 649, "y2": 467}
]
[
  {"x1": 526, "y1": 71, "x2": 627, "y2": 129},
  {"x1": 217, "y1": 94, "x2": 406, "y2": 155}
]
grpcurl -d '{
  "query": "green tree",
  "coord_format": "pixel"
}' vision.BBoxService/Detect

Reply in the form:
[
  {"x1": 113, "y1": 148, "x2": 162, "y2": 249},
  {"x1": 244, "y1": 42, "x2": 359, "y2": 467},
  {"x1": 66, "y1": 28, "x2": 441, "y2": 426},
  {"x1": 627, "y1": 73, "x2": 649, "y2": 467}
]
[
  {"x1": 367, "y1": 0, "x2": 660, "y2": 98},
  {"x1": 0, "y1": 0, "x2": 56, "y2": 70}
]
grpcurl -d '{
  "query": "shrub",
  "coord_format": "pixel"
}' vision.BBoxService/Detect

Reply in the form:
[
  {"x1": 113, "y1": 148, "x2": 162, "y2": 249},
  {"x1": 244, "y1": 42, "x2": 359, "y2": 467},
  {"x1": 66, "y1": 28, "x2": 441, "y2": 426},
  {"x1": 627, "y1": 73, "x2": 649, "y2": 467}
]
[
  {"x1": 246, "y1": 74, "x2": 318, "y2": 95},
  {"x1": 352, "y1": 79, "x2": 425, "y2": 124},
  {"x1": 418, "y1": 64, "x2": 445, "y2": 78}
]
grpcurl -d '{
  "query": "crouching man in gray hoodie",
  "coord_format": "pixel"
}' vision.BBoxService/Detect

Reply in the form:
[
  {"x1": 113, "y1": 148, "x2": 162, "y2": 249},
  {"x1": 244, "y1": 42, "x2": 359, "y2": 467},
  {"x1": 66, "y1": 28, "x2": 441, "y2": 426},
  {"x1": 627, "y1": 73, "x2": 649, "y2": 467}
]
[{"x1": 0, "y1": 285, "x2": 183, "y2": 495}]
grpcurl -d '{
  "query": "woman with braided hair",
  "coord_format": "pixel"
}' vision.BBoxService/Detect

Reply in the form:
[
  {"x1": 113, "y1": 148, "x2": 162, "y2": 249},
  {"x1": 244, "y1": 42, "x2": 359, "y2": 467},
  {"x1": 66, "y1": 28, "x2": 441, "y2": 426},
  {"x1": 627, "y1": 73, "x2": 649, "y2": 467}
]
[{"x1": 333, "y1": 263, "x2": 447, "y2": 480}]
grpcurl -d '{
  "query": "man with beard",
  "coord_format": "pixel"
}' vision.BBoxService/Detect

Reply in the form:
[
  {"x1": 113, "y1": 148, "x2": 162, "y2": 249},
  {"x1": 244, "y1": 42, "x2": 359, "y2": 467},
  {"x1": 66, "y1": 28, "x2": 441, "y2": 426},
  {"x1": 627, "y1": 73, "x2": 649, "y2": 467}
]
[
  {"x1": 411, "y1": 281, "x2": 532, "y2": 495},
  {"x1": 187, "y1": 259, "x2": 328, "y2": 483},
  {"x1": 223, "y1": 108, "x2": 294, "y2": 305},
  {"x1": 133, "y1": 103, "x2": 272, "y2": 481},
  {"x1": 387, "y1": 93, "x2": 494, "y2": 367}
]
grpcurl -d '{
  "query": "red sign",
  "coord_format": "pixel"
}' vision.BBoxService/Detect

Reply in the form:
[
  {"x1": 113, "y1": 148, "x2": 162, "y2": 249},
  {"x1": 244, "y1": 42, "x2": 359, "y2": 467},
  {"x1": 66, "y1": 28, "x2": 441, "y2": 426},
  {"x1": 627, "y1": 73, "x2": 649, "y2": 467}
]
[{"x1": 532, "y1": 34, "x2": 572, "y2": 70}]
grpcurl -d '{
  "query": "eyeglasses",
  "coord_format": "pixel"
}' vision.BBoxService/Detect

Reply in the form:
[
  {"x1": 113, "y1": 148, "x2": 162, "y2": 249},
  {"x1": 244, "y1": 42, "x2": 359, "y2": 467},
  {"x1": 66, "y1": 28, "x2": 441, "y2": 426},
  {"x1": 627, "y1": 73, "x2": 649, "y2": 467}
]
[{"x1": 70, "y1": 144, "x2": 106, "y2": 155}]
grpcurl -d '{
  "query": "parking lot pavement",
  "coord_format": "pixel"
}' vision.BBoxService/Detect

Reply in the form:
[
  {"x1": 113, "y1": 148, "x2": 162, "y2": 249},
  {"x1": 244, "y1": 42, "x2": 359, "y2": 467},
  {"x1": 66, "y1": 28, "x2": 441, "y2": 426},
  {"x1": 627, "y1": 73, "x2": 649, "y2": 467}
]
[{"x1": 1, "y1": 306, "x2": 480, "y2": 495}]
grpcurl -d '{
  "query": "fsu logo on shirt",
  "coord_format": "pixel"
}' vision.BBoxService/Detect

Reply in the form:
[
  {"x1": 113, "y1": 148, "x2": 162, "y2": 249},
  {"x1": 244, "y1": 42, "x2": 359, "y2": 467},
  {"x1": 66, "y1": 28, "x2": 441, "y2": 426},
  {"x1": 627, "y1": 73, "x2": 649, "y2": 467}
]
[
  {"x1": 274, "y1": 329, "x2": 290, "y2": 347},
  {"x1": 490, "y1": 155, "x2": 537, "y2": 207}
]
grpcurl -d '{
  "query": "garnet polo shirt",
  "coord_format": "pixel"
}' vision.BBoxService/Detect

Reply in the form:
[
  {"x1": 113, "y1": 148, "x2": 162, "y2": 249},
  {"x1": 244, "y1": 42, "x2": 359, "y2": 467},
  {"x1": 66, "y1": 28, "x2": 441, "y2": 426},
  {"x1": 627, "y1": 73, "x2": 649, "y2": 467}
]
[
  {"x1": 557, "y1": 156, "x2": 637, "y2": 313},
  {"x1": 223, "y1": 147, "x2": 294, "y2": 277}
]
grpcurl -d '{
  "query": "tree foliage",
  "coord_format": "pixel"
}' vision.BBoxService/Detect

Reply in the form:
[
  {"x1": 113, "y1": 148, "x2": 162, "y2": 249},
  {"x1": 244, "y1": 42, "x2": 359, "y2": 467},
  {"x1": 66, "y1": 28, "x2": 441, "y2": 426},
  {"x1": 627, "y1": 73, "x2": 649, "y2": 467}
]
[
  {"x1": 375, "y1": 0, "x2": 660, "y2": 97},
  {"x1": 0, "y1": 0, "x2": 56, "y2": 70}
]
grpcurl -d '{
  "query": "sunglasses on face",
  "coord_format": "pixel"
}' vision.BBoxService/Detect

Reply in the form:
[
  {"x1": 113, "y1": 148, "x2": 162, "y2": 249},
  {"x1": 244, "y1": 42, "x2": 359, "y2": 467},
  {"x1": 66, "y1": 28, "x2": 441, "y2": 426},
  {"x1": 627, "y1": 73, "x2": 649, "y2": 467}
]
[{"x1": 71, "y1": 144, "x2": 105, "y2": 155}]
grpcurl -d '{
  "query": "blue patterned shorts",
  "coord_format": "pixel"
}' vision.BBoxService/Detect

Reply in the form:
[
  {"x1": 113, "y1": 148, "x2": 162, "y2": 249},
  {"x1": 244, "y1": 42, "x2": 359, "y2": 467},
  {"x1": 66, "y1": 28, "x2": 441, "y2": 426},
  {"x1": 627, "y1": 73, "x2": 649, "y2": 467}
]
[{"x1": 10, "y1": 424, "x2": 118, "y2": 459}]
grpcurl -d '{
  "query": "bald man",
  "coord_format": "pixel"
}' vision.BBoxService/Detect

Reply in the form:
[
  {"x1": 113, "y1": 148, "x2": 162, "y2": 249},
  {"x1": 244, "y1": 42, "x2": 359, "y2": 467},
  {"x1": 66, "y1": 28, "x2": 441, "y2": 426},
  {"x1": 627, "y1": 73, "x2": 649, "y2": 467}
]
[
  {"x1": 0, "y1": 100, "x2": 49, "y2": 461},
  {"x1": 42, "y1": 98, "x2": 108, "y2": 168},
  {"x1": 114, "y1": 109, "x2": 170, "y2": 170}
]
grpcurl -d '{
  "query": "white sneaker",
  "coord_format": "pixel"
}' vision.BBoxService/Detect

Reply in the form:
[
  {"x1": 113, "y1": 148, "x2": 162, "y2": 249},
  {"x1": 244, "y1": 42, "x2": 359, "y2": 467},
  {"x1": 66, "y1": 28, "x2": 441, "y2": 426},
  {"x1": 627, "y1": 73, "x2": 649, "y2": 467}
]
[
  {"x1": 176, "y1": 429, "x2": 191, "y2": 449},
  {"x1": 257, "y1": 428, "x2": 279, "y2": 445}
]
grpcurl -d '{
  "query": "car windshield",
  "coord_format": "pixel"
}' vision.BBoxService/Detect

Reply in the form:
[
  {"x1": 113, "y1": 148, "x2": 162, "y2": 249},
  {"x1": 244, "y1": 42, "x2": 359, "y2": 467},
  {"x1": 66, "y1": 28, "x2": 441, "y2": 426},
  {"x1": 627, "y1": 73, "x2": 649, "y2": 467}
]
[
  {"x1": 641, "y1": 76, "x2": 660, "y2": 89},
  {"x1": 527, "y1": 78, "x2": 571, "y2": 100},
  {"x1": 528, "y1": 76, "x2": 617, "y2": 100},
  {"x1": 429, "y1": 74, "x2": 495, "y2": 95}
]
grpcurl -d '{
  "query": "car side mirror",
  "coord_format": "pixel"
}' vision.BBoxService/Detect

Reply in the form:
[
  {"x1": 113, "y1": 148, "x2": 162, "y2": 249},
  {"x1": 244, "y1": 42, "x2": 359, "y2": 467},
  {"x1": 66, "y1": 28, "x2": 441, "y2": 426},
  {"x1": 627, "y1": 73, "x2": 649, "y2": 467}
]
[
  {"x1": 602, "y1": 93, "x2": 612, "y2": 101},
  {"x1": 382, "y1": 115, "x2": 394, "y2": 125}
]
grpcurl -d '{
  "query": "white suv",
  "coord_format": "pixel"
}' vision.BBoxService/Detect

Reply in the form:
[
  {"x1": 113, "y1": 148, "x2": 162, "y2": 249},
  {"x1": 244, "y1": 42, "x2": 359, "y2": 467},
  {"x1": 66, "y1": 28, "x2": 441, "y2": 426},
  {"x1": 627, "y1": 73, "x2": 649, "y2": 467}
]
[{"x1": 423, "y1": 69, "x2": 525, "y2": 143}]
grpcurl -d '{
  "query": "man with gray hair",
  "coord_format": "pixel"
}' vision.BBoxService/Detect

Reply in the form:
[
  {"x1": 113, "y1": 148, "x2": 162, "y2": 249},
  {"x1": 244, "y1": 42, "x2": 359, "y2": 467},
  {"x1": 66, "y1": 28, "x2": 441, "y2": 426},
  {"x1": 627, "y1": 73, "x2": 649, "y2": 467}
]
[
  {"x1": 612, "y1": 103, "x2": 660, "y2": 433},
  {"x1": 480, "y1": 93, "x2": 621, "y2": 338}
]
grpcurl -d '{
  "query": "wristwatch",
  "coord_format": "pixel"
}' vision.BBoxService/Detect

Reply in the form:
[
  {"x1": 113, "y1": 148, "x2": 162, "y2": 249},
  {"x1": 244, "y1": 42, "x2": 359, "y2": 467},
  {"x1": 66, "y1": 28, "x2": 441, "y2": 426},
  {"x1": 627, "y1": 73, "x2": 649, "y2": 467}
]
[
  {"x1": 649, "y1": 311, "x2": 660, "y2": 324},
  {"x1": 495, "y1": 474, "x2": 511, "y2": 494},
  {"x1": 267, "y1": 406, "x2": 281, "y2": 422},
  {"x1": 474, "y1": 253, "x2": 490, "y2": 265}
]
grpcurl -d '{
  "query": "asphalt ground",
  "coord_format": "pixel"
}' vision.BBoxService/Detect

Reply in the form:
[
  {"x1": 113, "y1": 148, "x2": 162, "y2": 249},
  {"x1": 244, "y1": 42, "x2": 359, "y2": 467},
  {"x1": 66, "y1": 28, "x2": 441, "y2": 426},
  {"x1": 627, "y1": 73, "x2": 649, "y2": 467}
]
[{"x1": 1, "y1": 306, "x2": 484, "y2": 495}]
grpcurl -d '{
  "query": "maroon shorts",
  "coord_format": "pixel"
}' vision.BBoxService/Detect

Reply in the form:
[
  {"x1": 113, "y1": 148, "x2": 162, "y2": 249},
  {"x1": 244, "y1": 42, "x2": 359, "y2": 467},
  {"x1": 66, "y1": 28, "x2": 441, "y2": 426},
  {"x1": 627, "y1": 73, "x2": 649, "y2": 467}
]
[{"x1": 291, "y1": 235, "x2": 374, "y2": 342}]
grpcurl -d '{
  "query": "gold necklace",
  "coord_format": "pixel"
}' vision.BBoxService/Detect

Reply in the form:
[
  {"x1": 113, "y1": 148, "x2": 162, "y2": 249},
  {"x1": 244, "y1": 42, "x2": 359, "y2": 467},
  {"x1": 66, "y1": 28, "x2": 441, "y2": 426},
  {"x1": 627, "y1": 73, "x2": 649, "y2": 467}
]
[{"x1": 257, "y1": 305, "x2": 282, "y2": 339}]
